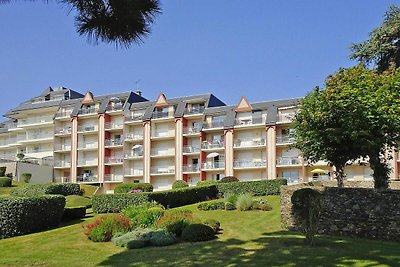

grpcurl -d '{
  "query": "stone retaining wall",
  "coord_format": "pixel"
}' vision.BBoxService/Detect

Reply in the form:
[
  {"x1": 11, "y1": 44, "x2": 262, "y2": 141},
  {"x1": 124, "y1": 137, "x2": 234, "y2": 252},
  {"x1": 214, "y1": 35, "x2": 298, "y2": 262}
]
[{"x1": 281, "y1": 184, "x2": 400, "y2": 241}]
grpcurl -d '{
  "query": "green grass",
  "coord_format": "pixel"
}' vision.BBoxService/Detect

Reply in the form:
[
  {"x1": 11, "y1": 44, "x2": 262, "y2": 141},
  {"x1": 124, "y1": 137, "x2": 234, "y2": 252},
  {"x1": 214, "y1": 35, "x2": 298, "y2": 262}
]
[
  {"x1": 0, "y1": 181, "x2": 28, "y2": 196},
  {"x1": 80, "y1": 184, "x2": 99, "y2": 197},
  {"x1": 65, "y1": 195, "x2": 92, "y2": 208},
  {"x1": 0, "y1": 196, "x2": 399, "y2": 266}
]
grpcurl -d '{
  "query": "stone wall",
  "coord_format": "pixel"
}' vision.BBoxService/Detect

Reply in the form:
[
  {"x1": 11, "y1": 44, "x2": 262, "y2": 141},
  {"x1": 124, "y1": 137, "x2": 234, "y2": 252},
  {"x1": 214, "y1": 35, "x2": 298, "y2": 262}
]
[{"x1": 281, "y1": 184, "x2": 400, "y2": 241}]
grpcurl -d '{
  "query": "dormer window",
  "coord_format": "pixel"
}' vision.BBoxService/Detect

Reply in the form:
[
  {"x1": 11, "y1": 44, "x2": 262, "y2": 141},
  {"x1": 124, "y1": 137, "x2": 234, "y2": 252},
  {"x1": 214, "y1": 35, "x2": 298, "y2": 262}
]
[{"x1": 185, "y1": 103, "x2": 205, "y2": 115}]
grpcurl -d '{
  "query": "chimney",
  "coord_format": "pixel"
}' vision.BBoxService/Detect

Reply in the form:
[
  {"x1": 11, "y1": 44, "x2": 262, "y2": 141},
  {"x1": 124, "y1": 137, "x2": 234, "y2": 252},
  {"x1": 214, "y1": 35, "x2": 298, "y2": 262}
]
[{"x1": 135, "y1": 90, "x2": 142, "y2": 96}]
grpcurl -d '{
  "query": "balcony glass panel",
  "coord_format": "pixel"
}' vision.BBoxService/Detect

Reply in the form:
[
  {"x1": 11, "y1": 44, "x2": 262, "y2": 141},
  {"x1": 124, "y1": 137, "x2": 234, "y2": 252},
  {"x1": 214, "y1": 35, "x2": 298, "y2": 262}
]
[
  {"x1": 54, "y1": 161, "x2": 71, "y2": 167},
  {"x1": 125, "y1": 169, "x2": 144, "y2": 176},
  {"x1": 105, "y1": 156, "x2": 124, "y2": 164},
  {"x1": 151, "y1": 166, "x2": 175, "y2": 174},
  {"x1": 78, "y1": 106, "x2": 98, "y2": 115},
  {"x1": 235, "y1": 116, "x2": 265, "y2": 126},
  {"x1": 201, "y1": 140, "x2": 224, "y2": 149},
  {"x1": 125, "y1": 133, "x2": 143, "y2": 141},
  {"x1": 78, "y1": 125, "x2": 98, "y2": 132},
  {"x1": 202, "y1": 120, "x2": 225, "y2": 129},
  {"x1": 151, "y1": 149, "x2": 175, "y2": 156},
  {"x1": 18, "y1": 116, "x2": 53, "y2": 127},
  {"x1": 78, "y1": 142, "x2": 98, "y2": 149},
  {"x1": 234, "y1": 138, "x2": 265, "y2": 147},
  {"x1": 77, "y1": 159, "x2": 98, "y2": 166},
  {"x1": 105, "y1": 122, "x2": 123, "y2": 129},
  {"x1": 55, "y1": 127, "x2": 71, "y2": 135},
  {"x1": 126, "y1": 114, "x2": 144, "y2": 122},
  {"x1": 105, "y1": 139, "x2": 123, "y2": 146},
  {"x1": 152, "y1": 130, "x2": 174, "y2": 138},
  {"x1": 276, "y1": 157, "x2": 300, "y2": 166},
  {"x1": 233, "y1": 160, "x2": 266, "y2": 168},
  {"x1": 183, "y1": 126, "x2": 201, "y2": 135},
  {"x1": 183, "y1": 164, "x2": 200, "y2": 172},
  {"x1": 202, "y1": 161, "x2": 225, "y2": 169},
  {"x1": 184, "y1": 106, "x2": 205, "y2": 115},
  {"x1": 104, "y1": 174, "x2": 123, "y2": 181},
  {"x1": 183, "y1": 146, "x2": 200, "y2": 153},
  {"x1": 276, "y1": 135, "x2": 296, "y2": 144},
  {"x1": 77, "y1": 174, "x2": 98, "y2": 182}
]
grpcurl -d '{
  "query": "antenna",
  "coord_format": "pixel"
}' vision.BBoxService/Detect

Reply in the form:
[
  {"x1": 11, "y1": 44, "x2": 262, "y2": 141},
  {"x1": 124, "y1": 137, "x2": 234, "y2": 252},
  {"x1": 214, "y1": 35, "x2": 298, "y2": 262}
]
[{"x1": 135, "y1": 80, "x2": 141, "y2": 90}]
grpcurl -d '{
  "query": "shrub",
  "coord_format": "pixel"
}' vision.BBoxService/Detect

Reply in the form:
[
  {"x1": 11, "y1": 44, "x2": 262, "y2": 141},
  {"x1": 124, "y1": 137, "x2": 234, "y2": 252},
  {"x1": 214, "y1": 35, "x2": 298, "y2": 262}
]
[
  {"x1": 92, "y1": 193, "x2": 150, "y2": 213},
  {"x1": 224, "y1": 193, "x2": 238, "y2": 205},
  {"x1": 149, "y1": 229, "x2": 176, "y2": 246},
  {"x1": 236, "y1": 193, "x2": 253, "y2": 211},
  {"x1": 5, "y1": 173, "x2": 13, "y2": 179},
  {"x1": 0, "y1": 195, "x2": 66, "y2": 239},
  {"x1": 197, "y1": 200, "x2": 225, "y2": 211},
  {"x1": 65, "y1": 195, "x2": 92, "y2": 208},
  {"x1": 11, "y1": 183, "x2": 81, "y2": 196},
  {"x1": 122, "y1": 203, "x2": 164, "y2": 228},
  {"x1": 216, "y1": 179, "x2": 287, "y2": 196},
  {"x1": 252, "y1": 198, "x2": 273, "y2": 211},
  {"x1": 197, "y1": 180, "x2": 218, "y2": 187},
  {"x1": 21, "y1": 173, "x2": 32, "y2": 183},
  {"x1": 219, "y1": 176, "x2": 239, "y2": 183},
  {"x1": 114, "y1": 183, "x2": 153, "y2": 194},
  {"x1": 182, "y1": 224, "x2": 216, "y2": 242},
  {"x1": 0, "y1": 167, "x2": 6, "y2": 176},
  {"x1": 63, "y1": 207, "x2": 86, "y2": 220},
  {"x1": 83, "y1": 214, "x2": 132, "y2": 242},
  {"x1": 156, "y1": 209, "x2": 195, "y2": 237},
  {"x1": 172, "y1": 180, "x2": 189, "y2": 189},
  {"x1": 203, "y1": 219, "x2": 221, "y2": 233},
  {"x1": 0, "y1": 177, "x2": 12, "y2": 187},
  {"x1": 224, "y1": 202, "x2": 236, "y2": 211},
  {"x1": 112, "y1": 228, "x2": 176, "y2": 249}
]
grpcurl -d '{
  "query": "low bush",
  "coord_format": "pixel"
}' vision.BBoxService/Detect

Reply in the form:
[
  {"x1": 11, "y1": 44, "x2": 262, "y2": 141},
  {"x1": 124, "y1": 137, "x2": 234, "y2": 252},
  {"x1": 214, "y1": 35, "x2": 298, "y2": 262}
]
[
  {"x1": 122, "y1": 202, "x2": 164, "y2": 228},
  {"x1": 236, "y1": 193, "x2": 253, "y2": 211},
  {"x1": 63, "y1": 207, "x2": 86, "y2": 220},
  {"x1": 0, "y1": 177, "x2": 12, "y2": 187},
  {"x1": 0, "y1": 167, "x2": 6, "y2": 177},
  {"x1": 252, "y1": 198, "x2": 273, "y2": 211},
  {"x1": 114, "y1": 183, "x2": 153, "y2": 194},
  {"x1": 92, "y1": 193, "x2": 150, "y2": 213},
  {"x1": 182, "y1": 224, "x2": 216, "y2": 242},
  {"x1": 219, "y1": 176, "x2": 239, "y2": 183},
  {"x1": 65, "y1": 195, "x2": 92, "y2": 208},
  {"x1": 216, "y1": 179, "x2": 287, "y2": 196},
  {"x1": 203, "y1": 219, "x2": 221, "y2": 233},
  {"x1": 5, "y1": 173, "x2": 13, "y2": 179},
  {"x1": 112, "y1": 228, "x2": 176, "y2": 249},
  {"x1": 83, "y1": 214, "x2": 132, "y2": 242},
  {"x1": 224, "y1": 193, "x2": 238, "y2": 205},
  {"x1": 156, "y1": 209, "x2": 195, "y2": 237},
  {"x1": 172, "y1": 180, "x2": 189, "y2": 189},
  {"x1": 197, "y1": 180, "x2": 218, "y2": 187},
  {"x1": 11, "y1": 183, "x2": 81, "y2": 196},
  {"x1": 197, "y1": 200, "x2": 225, "y2": 211},
  {"x1": 149, "y1": 229, "x2": 176, "y2": 246},
  {"x1": 224, "y1": 202, "x2": 236, "y2": 211},
  {"x1": 21, "y1": 173, "x2": 32, "y2": 183},
  {"x1": 0, "y1": 195, "x2": 66, "y2": 239}
]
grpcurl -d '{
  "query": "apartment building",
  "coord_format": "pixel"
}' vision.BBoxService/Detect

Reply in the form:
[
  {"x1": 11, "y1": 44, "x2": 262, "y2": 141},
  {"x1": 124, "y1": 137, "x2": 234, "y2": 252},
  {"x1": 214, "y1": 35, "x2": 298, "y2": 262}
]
[{"x1": 0, "y1": 87, "x2": 394, "y2": 191}]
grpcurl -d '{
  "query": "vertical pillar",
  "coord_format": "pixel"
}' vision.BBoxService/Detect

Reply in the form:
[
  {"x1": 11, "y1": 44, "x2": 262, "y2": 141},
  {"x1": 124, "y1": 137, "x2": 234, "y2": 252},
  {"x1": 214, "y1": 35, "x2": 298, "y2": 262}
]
[
  {"x1": 266, "y1": 126, "x2": 277, "y2": 179},
  {"x1": 175, "y1": 118, "x2": 183, "y2": 180},
  {"x1": 224, "y1": 129, "x2": 234, "y2": 177},
  {"x1": 70, "y1": 117, "x2": 78, "y2": 183},
  {"x1": 393, "y1": 151, "x2": 398, "y2": 180},
  {"x1": 143, "y1": 121, "x2": 151, "y2": 183},
  {"x1": 200, "y1": 131, "x2": 207, "y2": 181},
  {"x1": 98, "y1": 114, "x2": 106, "y2": 183},
  {"x1": 300, "y1": 155, "x2": 306, "y2": 182}
]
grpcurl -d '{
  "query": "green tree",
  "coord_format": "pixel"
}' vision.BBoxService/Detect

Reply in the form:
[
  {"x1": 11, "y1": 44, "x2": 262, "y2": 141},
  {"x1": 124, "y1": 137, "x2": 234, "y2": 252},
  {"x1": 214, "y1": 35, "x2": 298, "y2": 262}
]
[
  {"x1": 350, "y1": 5, "x2": 400, "y2": 72},
  {"x1": 0, "y1": 0, "x2": 161, "y2": 48},
  {"x1": 293, "y1": 66, "x2": 400, "y2": 189}
]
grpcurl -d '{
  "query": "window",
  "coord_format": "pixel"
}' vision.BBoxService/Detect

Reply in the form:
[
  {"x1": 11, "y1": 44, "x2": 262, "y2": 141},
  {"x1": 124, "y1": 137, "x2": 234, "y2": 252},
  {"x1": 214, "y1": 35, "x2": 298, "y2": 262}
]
[{"x1": 282, "y1": 170, "x2": 299, "y2": 183}]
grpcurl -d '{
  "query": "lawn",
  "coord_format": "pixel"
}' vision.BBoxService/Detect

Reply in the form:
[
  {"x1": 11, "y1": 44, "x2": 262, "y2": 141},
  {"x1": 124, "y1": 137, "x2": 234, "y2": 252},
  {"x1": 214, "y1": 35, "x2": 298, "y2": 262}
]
[{"x1": 0, "y1": 196, "x2": 399, "y2": 267}]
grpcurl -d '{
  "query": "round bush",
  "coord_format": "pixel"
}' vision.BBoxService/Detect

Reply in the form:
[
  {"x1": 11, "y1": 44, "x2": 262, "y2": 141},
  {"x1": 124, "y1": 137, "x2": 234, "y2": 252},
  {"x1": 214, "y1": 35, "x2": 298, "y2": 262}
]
[
  {"x1": 156, "y1": 210, "x2": 194, "y2": 237},
  {"x1": 150, "y1": 230, "x2": 176, "y2": 246},
  {"x1": 224, "y1": 202, "x2": 236, "y2": 211},
  {"x1": 182, "y1": 224, "x2": 216, "y2": 242},
  {"x1": 203, "y1": 219, "x2": 221, "y2": 233},
  {"x1": 219, "y1": 176, "x2": 239, "y2": 183},
  {"x1": 0, "y1": 177, "x2": 12, "y2": 187},
  {"x1": 172, "y1": 180, "x2": 189, "y2": 189}
]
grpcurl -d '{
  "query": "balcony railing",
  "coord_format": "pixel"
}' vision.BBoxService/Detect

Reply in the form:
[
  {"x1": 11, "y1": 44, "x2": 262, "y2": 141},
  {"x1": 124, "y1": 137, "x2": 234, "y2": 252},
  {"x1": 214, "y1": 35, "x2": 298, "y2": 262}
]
[
  {"x1": 106, "y1": 104, "x2": 123, "y2": 112},
  {"x1": 277, "y1": 113, "x2": 296, "y2": 123},
  {"x1": 202, "y1": 161, "x2": 225, "y2": 170},
  {"x1": 125, "y1": 133, "x2": 143, "y2": 141},
  {"x1": 105, "y1": 122, "x2": 124, "y2": 130},
  {"x1": 152, "y1": 130, "x2": 175, "y2": 138},
  {"x1": 125, "y1": 169, "x2": 144, "y2": 176},
  {"x1": 105, "y1": 156, "x2": 124, "y2": 164},
  {"x1": 233, "y1": 160, "x2": 266, "y2": 168},
  {"x1": 18, "y1": 117, "x2": 53, "y2": 127},
  {"x1": 183, "y1": 126, "x2": 202, "y2": 135},
  {"x1": 201, "y1": 140, "x2": 224, "y2": 149},
  {"x1": 54, "y1": 161, "x2": 71, "y2": 168},
  {"x1": 77, "y1": 159, "x2": 98, "y2": 166},
  {"x1": 276, "y1": 157, "x2": 301, "y2": 166},
  {"x1": 151, "y1": 166, "x2": 175, "y2": 174},
  {"x1": 152, "y1": 111, "x2": 173, "y2": 119},
  {"x1": 202, "y1": 120, "x2": 225, "y2": 129},
  {"x1": 54, "y1": 144, "x2": 71, "y2": 151},
  {"x1": 78, "y1": 142, "x2": 98, "y2": 149},
  {"x1": 184, "y1": 106, "x2": 205, "y2": 115},
  {"x1": 105, "y1": 139, "x2": 123, "y2": 147},
  {"x1": 125, "y1": 114, "x2": 144, "y2": 122},
  {"x1": 183, "y1": 146, "x2": 200, "y2": 153},
  {"x1": 183, "y1": 164, "x2": 200, "y2": 172},
  {"x1": 276, "y1": 135, "x2": 296, "y2": 144},
  {"x1": 78, "y1": 107, "x2": 99, "y2": 115},
  {"x1": 104, "y1": 174, "x2": 123, "y2": 181},
  {"x1": 55, "y1": 110, "x2": 73, "y2": 118},
  {"x1": 78, "y1": 125, "x2": 98, "y2": 132},
  {"x1": 234, "y1": 138, "x2": 265, "y2": 148},
  {"x1": 54, "y1": 127, "x2": 71, "y2": 135},
  {"x1": 125, "y1": 151, "x2": 143, "y2": 158},
  {"x1": 151, "y1": 149, "x2": 175, "y2": 156},
  {"x1": 77, "y1": 174, "x2": 98, "y2": 183},
  {"x1": 54, "y1": 176, "x2": 70, "y2": 183},
  {"x1": 235, "y1": 116, "x2": 265, "y2": 126},
  {"x1": 22, "y1": 134, "x2": 53, "y2": 141}
]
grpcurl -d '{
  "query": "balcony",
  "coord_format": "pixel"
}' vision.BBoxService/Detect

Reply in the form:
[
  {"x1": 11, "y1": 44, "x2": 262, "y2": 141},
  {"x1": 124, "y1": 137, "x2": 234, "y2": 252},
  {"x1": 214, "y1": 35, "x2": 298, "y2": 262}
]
[
  {"x1": 105, "y1": 139, "x2": 123, "y2": 147},
  {"x1": 125, "y1": 169, "x2": 144, "y2": 176},
  {"x1": 17, "y1": 117, "x2": 53, "y2": 127},
  {"x1": 78, "y1": 142, "x2": 98, "y2": 150},
  {"x1": 104, "y1": 174, "x2": 124, "y2": 182},
  {"x1": 54, "y1": 144, "x2": 71, "y2": 152},
  {"x1": 55, "y1": 110, "x2": 73, "y2": 119},
  {"x1": 125, "y1": 133, "x2": 143, "y2": 141},
  {"x1": 151, "y1": 149, "x2": 175, "y2": 157},
  {"x1": 105, "y1": 156, "x2": 124, "y2": 165},
  {"x1": 151, "y1": 130, "x2": 175, "y2": 139},
  {"x1": 277, "y1": 112, "x2": 296, "y2": 123},
  {"x1": 276, "y1": 157, "x2": 301, "y2": 166},
  {"x1": 151, "y1": 111, "x2": 173, "y2": 119},
  {"x1": 19, "y1": 133, "x2": 53, "y2": 143},
  {"x1": 54, "y1": 161, "x2": 71, "y2": 168},
  {"x1": 233, "y1": 160, "x2": 266, "y2": 169},
  {"x1": 234, "y1": 138, "x2": 265, "y2": 148},
  {"x1": 105, "y1": 122, "x2": 123, "y2": 130},
  {"x1": 276, "y1": 135, "x2": 296, "y2": 144},
  {"x1": 125, "y1": 114, "x2": 144, "y2": 123},
  {"x1": 54, "y1": 127, "x2": 71, "y2": 135},
  {"x1": 77, "y1": 174, "x2": 99, "y2": 183},
  {"x1": 125, "y1": 151, "x2": 143, "y2": 159},
  {"x1": 184, "y1": 106, "x2": 205, "y2": 115},
  {"x1": 183, "y1": 164, "x2": 200, "y2": 173},
  {"x1": 106, "y1": 104, "x2": 123, "y2": 112},
  {"x1": 54, "y1": 176, "x2": 70, "y2": 183},
  {"x1": 78, "y1": 125, "x2": 98, "y2": 133},
  {"x1": 151, "y1": 166, "x2": 175, "y2": 175},
  {"x1": 78, "y1": 107, "x2": 99, "y2": 116},
  {"x1": 183, "y1": 126, "x2": 202, "y2": 135},
  {"x1": 202, "y1": 161, "x2": 225, "y2": 170},
  {"x1": 201, "y1": 140, "x2": 224, "y2": 150},
  {"x1": 77, "y1": 159, "x2": 98, "y2": 167},
  {"x1": 234, "y1": 116, "x2": 265, "y2": 126},
  {"x1": 202, "y1": 120, "x2": 225, "y2": 129},
  {"x1": 183, "y1": 146, "x2": 200, "y2": 154}
]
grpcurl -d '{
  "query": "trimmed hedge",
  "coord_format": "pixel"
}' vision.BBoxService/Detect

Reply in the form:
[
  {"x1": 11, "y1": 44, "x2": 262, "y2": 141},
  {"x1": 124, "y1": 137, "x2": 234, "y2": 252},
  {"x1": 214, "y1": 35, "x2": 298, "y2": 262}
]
[
  {"x1": 93, "y1": 186, "x2": 218, "y2": 213},
  {"x1": 0, "y1": 167, "x2": 6, "y2": 177},
  {"x1": 114, "y1": 183, "x2": 153, "y2": 194},
  {"x1": 0, "y1": 195, "x2": 66, "y2": 239},
  {"x1": 172, "y1": 180, "x2": 189, "y2": 189},
  {"x1": 11, "y1": 183, "x2": 81, "y2": 196},
  {"x1": 63, "y1": 207, "x2": 87, "y2": 220},
  {"x1": 216, "y1": 179, "x2": 287, "y2": 196},
  {"x1": 0, "y1": 177, "x2": 12, "y2": 187}
]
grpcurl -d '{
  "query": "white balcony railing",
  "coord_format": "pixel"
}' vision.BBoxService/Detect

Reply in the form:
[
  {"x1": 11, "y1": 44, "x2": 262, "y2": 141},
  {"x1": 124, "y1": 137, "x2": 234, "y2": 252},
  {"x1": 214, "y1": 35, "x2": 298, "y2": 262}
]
[
  {"x1": 202, "y1": 120, "x2": 225, "y2": 129},
  {"x1": 105, "y1": 122, "x2": 124, "y2": 130},
  {"x1": 18, "y1": 117, "x2": 53, "y2": 127},
  {"x1": 77, "y1": 174, "x2": 98, "y2": 183},
  {"x1": 233, "y1": 160, "x2": 266, "y2": 168},
  {"x1": 277, "y1": 113, "x2": 296, "y2": 123},
  {"x1": 54, "y1": 127, "x2": 71, "y2": 135},
  {"x1": 125, "y1": 114, "x2": 144, "y2": 122},
  {"x1": 78, "y1": 107, "x2": 99, "y2": 115},
  {"x1": 152, "y1": 111, "x2": 173, "y2": 119},
  {"x1": 183, "y1": 126, "x2": 202, "y2": 135},
  {"x1": 78, "y1": 125, "x2": 98, "y2": 132},
  {"x1": 77, "y1": 159, "x2": 98, "y2": 166},
  {"x1": 184, "y1": 106, "x2": 205, "y2": 115},
  {"x1": 276, "y1": 135, "x2": 296, "y2": 144},
  {"x1": 106, "y1": 104, "x2": 123, "y2": 112},
  {"x1": 151, "y1": 149, "x2": 175, "y2": 156},
  {"x1": 125, "y1": 169, "x2": 144, "y2": 176},
  {"x1": 105, "y1": 139, "x2": 123, "y2": 147},
  {"x1": 54, "y1": 161, "x2": 71, "y2": 168},
  {"x1": 276, "y1": 157, "x2": 301, "y2": 166},
  {"x1": 152, "y1": 130, "x2": 175, "y2": 138},
  {"x1": 104, "y1": 174, "x2": 124, "y2": 182},
  {"x1": 202, "y1": 140, "x2": 224, "y2": 149},
  {"x1": 234, "y1": 138, "x2": 265, "y2": 148},
  {"x1": 125, "y1": 151, "x2": 143, "y2": 158},
  {"x1": 54, "y1": 176, "x2": 71, "y2": 183},
  {"x1": 183, "y1": 146, "x2": 200, "y2": 153},
  {"x1": 151, "y1": 166, "x2": 175, "y2": 174},
  {"x1": 183, "y1": 164, "x2": 200, "y2": 172},
  {"x1": 21, "y1": 133, "x2": 53, "y2": 141},
  {"x1": 125, "y1": 133, "x2": 144, "y2": 141},
  {"x1": 105, "y1": 156, "x2": 124, "y2": 164},
  {"x1": 78, "y1": 142, "x2": 98, "y2": 149},
  {"x1": 235, "y1": 116, "x2": 265, "y2": 126},
  {"x1": 56, "y1": 110, "x2": 73, "y2": 118},
  {"x1": 202, "y1": 161, "x2": 225, "y2": 170}
]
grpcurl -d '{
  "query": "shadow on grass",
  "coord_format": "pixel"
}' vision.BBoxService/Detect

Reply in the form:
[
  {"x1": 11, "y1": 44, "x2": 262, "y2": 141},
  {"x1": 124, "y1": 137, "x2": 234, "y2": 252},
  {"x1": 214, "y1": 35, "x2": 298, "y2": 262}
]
[{"x1": 97, "y1": 231, "x2": 400, "y2": 267}]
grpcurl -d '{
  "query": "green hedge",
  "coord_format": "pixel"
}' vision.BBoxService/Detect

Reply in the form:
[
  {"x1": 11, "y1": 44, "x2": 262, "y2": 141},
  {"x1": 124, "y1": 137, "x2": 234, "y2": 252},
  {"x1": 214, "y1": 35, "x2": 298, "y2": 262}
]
[
  {"x1": 0, "y1": 167, "x2": 6, "y2": 177},
  {"x1": 63, "y1": 207, "x2": 87, "y2": 220},
  {"x1": 11, "y1": 183, "x2": 81, "y2": 196},
  {"x1": 114, "y1": 183, "x2": 153, "y2": 194},
  {"x1": 216, "y1": 179, "x2": 287, "y2": 196},
  {"x1": 93, "y1": 186, "x2": 218, "y2": 213},
  {"x1": 0, "y1": 195, "x2": 66, "y2": 239},
  {"x1": 0, "y1": 177, "x2": 12, "y2": 187}
]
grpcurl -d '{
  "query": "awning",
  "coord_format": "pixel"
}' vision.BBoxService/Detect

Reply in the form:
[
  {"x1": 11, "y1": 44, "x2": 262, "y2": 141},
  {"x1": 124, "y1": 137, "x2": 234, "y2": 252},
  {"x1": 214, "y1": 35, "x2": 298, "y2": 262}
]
[
  {"x1": 132, "y1": 144, "x2": 142, "y2": 149},
  {"x1": 206, "y1": 152, "x2": 219, "y2": 158},
  {"x1": 311, "y1": 168, "x2": 326, "y2": 174}
]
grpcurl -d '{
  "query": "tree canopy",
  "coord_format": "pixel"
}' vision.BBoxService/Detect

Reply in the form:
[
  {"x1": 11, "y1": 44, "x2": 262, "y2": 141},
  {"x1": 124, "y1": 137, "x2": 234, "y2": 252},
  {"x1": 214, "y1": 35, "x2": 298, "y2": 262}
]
[
  {"x1": 293, "y1": 66, "x2": 400, "y2": 188},
  {"x1": 350, "y1": 5, "x2": 400, "y2": 72},
  {"x1": 0, "y1": 0, "x2": 161, "y2": 48}
]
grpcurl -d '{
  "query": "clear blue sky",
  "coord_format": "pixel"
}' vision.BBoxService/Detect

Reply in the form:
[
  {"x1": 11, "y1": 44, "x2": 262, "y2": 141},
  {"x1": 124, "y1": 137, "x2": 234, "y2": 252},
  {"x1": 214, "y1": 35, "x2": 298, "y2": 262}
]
[{"x1": 0, "y1": 1, "x2": 397, "y2": 117}]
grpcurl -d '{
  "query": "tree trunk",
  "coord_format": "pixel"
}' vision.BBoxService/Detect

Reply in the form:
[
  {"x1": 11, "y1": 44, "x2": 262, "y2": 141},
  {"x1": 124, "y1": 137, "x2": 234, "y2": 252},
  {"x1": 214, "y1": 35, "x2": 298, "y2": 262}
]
[
  {"x1": 369, "y1": 154, "x2": 390, "y2": 190},
  {"x1": 334, "y1": 165, "x2": 345, "y2": 188}
]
